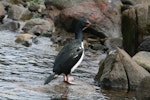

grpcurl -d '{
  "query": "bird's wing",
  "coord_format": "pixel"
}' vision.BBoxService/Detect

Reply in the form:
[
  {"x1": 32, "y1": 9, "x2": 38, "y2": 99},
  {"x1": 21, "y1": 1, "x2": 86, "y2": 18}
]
[{"x1": 53, "y1": 40, "x2": 83, "y2": 74}]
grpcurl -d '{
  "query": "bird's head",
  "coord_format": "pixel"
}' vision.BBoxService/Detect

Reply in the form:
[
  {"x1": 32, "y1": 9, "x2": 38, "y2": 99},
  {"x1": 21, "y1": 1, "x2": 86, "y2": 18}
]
[{"x1": 76, "y1": 18, "x2": 91, "y2": 31}]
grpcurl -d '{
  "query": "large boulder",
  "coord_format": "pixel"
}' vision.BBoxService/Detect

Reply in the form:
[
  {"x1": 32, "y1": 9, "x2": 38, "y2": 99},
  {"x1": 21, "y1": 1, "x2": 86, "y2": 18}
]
[
  {"x1": 132, "y1": 51, "x2": 150, "y2": 72},
  {"x1": 45, "y1": 0, "x2": 122, "y2": 38},
  {"x1": 122, "y1": 3, "x2": 150, "y2": 56},
  {"x1": 118, "y1": 48, "x2": 150, "y2": 90},
  {"x1": 95, "y1": 48, "x2": 150, "y2": 90},
  {"x1": 94, "y1": 51, "x2": 128, "y2": 90}
]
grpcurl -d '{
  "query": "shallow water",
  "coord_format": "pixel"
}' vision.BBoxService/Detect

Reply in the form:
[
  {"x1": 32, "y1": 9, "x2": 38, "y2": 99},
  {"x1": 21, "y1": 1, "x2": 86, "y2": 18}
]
[{"x1": 0, "y1": 31, "x2": 136, "y2": 100}]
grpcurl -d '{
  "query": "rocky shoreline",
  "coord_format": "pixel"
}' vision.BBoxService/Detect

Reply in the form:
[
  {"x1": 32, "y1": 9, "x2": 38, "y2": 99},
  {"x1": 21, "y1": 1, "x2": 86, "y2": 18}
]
[{"x1": 0, "y1": 0, "x2": 150, "y2": 100}]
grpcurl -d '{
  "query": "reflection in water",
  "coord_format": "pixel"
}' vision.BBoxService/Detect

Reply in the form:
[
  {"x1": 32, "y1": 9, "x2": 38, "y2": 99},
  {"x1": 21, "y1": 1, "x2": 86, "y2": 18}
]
[{"x1": 101, "y1": 89, "x2": 136, "y2": 100}]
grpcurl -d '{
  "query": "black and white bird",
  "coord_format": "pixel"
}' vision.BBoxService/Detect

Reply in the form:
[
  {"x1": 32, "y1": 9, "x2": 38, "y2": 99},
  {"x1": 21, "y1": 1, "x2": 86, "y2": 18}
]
[{"x1": 44, "y1": 19, "x2": 91, "y2": 84}]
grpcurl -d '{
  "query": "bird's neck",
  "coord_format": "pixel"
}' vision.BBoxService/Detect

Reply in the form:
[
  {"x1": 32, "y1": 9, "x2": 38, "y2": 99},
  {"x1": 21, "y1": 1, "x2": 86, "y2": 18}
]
[{"x1": 75, "y1": 25, "x2": 83, "y2": 41}]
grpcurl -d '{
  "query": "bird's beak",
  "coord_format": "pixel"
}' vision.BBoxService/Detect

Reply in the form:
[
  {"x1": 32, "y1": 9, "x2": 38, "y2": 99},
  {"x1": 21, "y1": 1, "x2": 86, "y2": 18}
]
[{"x1": 82, "y1": 23, "x2": 91, "y2": 31}]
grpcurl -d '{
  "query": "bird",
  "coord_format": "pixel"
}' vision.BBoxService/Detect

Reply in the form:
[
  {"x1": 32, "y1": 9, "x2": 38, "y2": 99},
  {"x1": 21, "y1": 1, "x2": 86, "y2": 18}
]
[{"x1": 44, "y1": 18, "x2": 91, "y2": 85}]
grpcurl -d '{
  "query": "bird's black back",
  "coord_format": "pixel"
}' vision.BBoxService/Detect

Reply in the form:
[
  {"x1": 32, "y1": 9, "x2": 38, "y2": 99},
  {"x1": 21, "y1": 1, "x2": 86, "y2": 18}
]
[{"x1": 53, "y1": 39, "x2": 83, "y2": 75}]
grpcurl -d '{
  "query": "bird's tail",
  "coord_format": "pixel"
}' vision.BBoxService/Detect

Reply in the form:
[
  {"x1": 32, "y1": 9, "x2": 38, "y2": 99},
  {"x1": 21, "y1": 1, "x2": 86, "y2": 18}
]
[{"x1": 44, "y1": 73, "x2": 55, "y2": 85}]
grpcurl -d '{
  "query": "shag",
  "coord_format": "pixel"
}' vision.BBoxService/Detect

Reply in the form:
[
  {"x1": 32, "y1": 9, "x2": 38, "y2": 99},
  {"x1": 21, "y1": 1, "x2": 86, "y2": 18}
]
[{"x1": 44, "y1": 19, "x2": 91, "y2": 84}]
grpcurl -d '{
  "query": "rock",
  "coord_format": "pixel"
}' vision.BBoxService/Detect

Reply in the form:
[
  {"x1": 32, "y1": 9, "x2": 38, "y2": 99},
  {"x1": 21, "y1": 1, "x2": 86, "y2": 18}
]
[
  {"x1": 44, "y1": 0, "x2": 90, "y2": 9},
  {"x1": 118, "y1": 48, "x2": 150, "y2": 90},
  {"x1": 90, "y1": 43, "x2": 106, "y2": 51},
  {"x1": 44, "y1": 77, "x2": 100, "y2": 100},
  {"x1": 7, "y1": 4, "x2": 32, "y2": 21},
  {"x1": 137, "y1": 36, "x2": 150, "y2": 52},
  {"x1": 135, "y1": 4, "x2": 148, "y2": 44},
  {"x1": 95, "y1": 48, "x2": 150, "y2": 90},
  {"x1": 15, "y1": 33, "x2": 33, "y2": 43},
  {"x1": 147, "y1": 5, "x2": 150, "y2": 33},
  {"x1": 28, "y1": 4, "x2": 46, "y2": 13},
  {"x1": 43, "y1": 5, "x2": 61, "y2": 26},
  {"x1": 22, "y1": 40, "x2": 32, "y2": 47},
  {"x1": 104, "y1": 38, "x2": 122, "y2": 51},
  {"x1": 22, "y1": 18, "x2": 55, "y2": 36},
  {"x1": 15, "y1": 33, "x2": 37, "y2": 47},
  {"x1": 46, "y1": 0, "x2": 122, "y2": 38},
  {"x1": 0, "y1": 2, "x2": 6, "y2": 22},
  {"x1": 132, "y1": 51, "x2": 150, "y2": 72},
  {"x1": 122, "y1": 7, "x2": 137, "y2": 56},
  {"x1": 7, "y1": 0, "x2": 26, "y2": 6},
  {"x1": 95, "y1": 50, "x2": 128, "y2": 90},
  {"x1": 122, "y1": 4, "x2": 150, "y2": 56},
  {"x1": 136, "y1": 76, "x2": 150, "y2": 100},
  {"x1": 0, "y1": 21, "x2": 20, "y2": 31}
]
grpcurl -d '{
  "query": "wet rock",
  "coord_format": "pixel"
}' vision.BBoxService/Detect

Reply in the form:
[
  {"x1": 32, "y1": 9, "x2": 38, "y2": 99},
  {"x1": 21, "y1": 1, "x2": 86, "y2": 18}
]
[
  {"x1": 0, "y1": 21, "x2": 20, "y2": 31},
  {"x1": 95, "y1": 48, "x2": 150, "y2": 90},
  {"x1": 15, "y1": 33, "x2": 38, "y2": 47},
  {"x1": 0, "y1": 2, "x2": 6, "y2": 22},
  {"x1": 22, "y1": 18, "x2": 55, "y2": 36},
  {"x1": 44, "y1": 77, "x2": 103, "y2": 100},
  {"x1": 95, "y1": 50, "x2": 128, "y2": 90},
  {"x1": 136, "y1": 76, "x2": 150, "y2": 100},
  {"x1": 7, "y1": 4, "x2": 32, "y2": 21},
  {"x1": 118, "y1": 48, "x2": 150, "y2": 90},
  {"x1": 132, "y1": 51, "x2": 150, "y2": 72},
  {"x1": 15, "y1": 33, "x2": 33, "y2": 43},
  {"x1": 46, "y1": 0, "x2": 122, "y2": 38},
  {"x1": 22, "y1": 40, "x2": 32, "y2": 47}
]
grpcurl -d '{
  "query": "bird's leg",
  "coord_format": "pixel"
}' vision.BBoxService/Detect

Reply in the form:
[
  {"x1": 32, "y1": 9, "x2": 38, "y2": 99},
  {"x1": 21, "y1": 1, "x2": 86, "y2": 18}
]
[
  {"x1": 67, "y1": 75, "x2": 74, "y2": 82},
  {"x1": 64, "y1": 75, "x2": 76, "y2": 85},
  {"x1": 64, "y1": 75, "x2": 67, "y2": 82}
]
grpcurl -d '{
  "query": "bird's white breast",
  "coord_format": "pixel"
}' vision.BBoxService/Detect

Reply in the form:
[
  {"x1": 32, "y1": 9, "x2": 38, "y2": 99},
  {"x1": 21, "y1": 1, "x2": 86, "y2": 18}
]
[{"x1": 71, "y1": 42, "x2": 84, "y2": 72}]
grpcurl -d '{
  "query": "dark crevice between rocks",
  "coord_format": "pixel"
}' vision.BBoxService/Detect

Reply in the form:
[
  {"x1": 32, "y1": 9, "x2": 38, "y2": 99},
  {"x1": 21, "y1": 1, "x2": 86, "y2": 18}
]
[
  {"x1": 121, "y1": 0, "x2": 133, "y2": 5},
  {"x1": 135, "y1": 8, "x2": 141, "y2": 54},
  {"x1": 121, "y1": 8, "x2": 137, "y2": 56}
]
